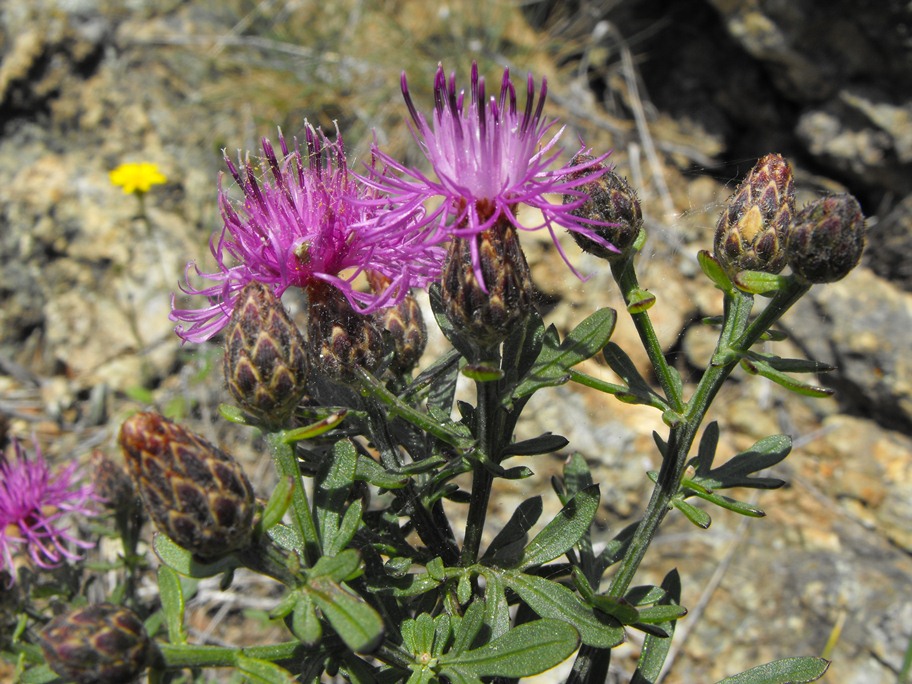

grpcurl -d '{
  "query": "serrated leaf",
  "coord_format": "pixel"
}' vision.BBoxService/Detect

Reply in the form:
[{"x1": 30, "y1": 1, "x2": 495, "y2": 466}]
[
  {"x1": 440, "y1": 619, "x2": 579, "y2": 678},
  {"x1": 510, "y1": 308, "x2": 617, "y2": 402},
  {"x1": 308, "y1": 576, "x2": 384, "y2": 653},
  {"x1": 715, "y1": 657, "x2": 830, "y2": 683},
  {"x1": 157, "y1": 566, "x2": 187, "y2": 644},
  {"x1": 153, "y1": 533, "x2": 239, "y2": 578},
  {"x1": 518, "y1": 485, "x2": 600, "y2": 569},
  {"x1": 672, "y1": 498, "x2": 712, "y2": 528},
  {"x1": 739, "y1": 357, "x2": 834, "y2": 397},
  {"x1": 235, "y1": 654, "x2": 297, "y2": 684},
  {"x1": 502, "y1": 432, "x2": 569, "y2": 456},
  {"x1": 504, "y1": 572, "x2": 625, "y2": 648}
]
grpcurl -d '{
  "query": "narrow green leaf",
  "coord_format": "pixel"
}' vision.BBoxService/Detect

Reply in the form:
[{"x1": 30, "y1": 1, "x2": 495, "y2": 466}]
[
  {"x1": 308, "y1": 576, "x2": 384, "y2": 653},
  {"x1": 739, "y1": 357, "x2": 834, "y2": 397},
  {"x1": 157, "y1": 566, "x2": 187, "y2": 644},
  {"x1": 510, "y1": 308, "x2": 617, "y2": 402},
  {"x1": 684, "y1": 485, "x2": 767, "y2": 517},
  {"x1": 504, "y1": 571, "x2": 625, "y2": 648},
  {"x1": 482, "y1": 496, "x2": 543, "y2": 564},
  {"x1": 715, "y1": 657, "x2": 830, "y2": 683},
  {"x1": 694, "y1": 422, "x2": 720, "y2": 475},
  {"x1": 595, "y1": 521, "x2": 638, "y2": 576},
  {"x1": 705, "y1": 434, "x2": 792, "y2": 489},
  {"x1": 502, "y1": 309, "x2": 546, "y2": 381},
  {"x1": 733, "y1": 270, "x2": 791, "y2": 295},
  {"x1": 152, "y1": 533, "x2": 239, "y2": 578},
  {"x1": 259, "y1": 476, "x2": 294, "y2": 532},
  {"x1": 333, "y1": 500, "x2": 363, "y2": 553},
  {"x1": 635, "y1": 604, "x2": 689, "y2": 624},
  {"x1": 627, "y1": 287, "x2": 657, "y2": 313},
  {"x1": 402, "y1": 347, "x2": 462, "y2": 406},
  {"x1": 741, "y1": 351, "x2": 834, "y2": 374},
  {"x1": 589, "y1": 595, "x2": 640, "y2": 625},
  {"x1": 672, "y1": 498, "x2": 712, "y2": 528},
  {"x1": 429, "y1": 282, "x2": 477, "y2": 359},
  {"x1": 603, "y1": 342, "x2": 658, "y2": 405},
  {"x1": 502, "y1": 432, "x2": 569, "y2": 457},
  {"x1": 440, "y1": 619, "x2": 579, "y2": 678},
  {"x1": 518, "y1": 485, "x2": 600, "y2": 569},
  {"x1": 309, "y1": 549, "x2": 363, "y2": 582},
  {"x1": 281, "y1": 411, "x2": 348, "y2": 442},
  {"x1": 698, "y1": 249, "x2": 734, "y2": 293},
  {"x1": 483, "y1": 572, "x2": 511, "y2": 639},
  {"x1": 354, "y1": 455, "x2": 407, "y2": 489},
  {"x1": 218, "y1": 402, "x2": 252, "y2": 425},
  {"x1": 315, "y1": 440, "x2": 358, "y2": 556},
  {"x1": 450, "y1": 599, "x2": 483, "y2": 654},
  {"x1": 631, "y1": 569, "x2": 683, "y2": 684},
  {"x1": 18, "y1": 664, "x2": 59, "y2": 684},
  {"x1": 462, "y1": 364, "x2": 504, "y2": 382},
  {"x1": 235, "y1": 654, "x2": 297, "y2": 684},
  {"x1": 291, "y1": 593, "x2": 321, "y2": 646}
]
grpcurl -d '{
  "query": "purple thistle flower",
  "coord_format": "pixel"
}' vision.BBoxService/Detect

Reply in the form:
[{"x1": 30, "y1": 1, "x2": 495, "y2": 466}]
[
  {"x1": 171, "y1": 125, "x2": 443, "y2": 344},
  {"x1": 366, "y1": 62, "x2": 615, "y2": 288},
  {"x1": 0, "y1": 438, "x2": 99, "y2": 584}
]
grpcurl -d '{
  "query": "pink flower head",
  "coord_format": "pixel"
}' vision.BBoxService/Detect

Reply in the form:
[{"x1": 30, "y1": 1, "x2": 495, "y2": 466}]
[
  {"x1": 171, "y1": 125, "x2": 443, "y2": 344},
  {"x1": 367, "y1": 62, "x2": 615, "y2": 287},
  {"x1": 0, "y1": 438, "x2": 99, "y2": 584}
]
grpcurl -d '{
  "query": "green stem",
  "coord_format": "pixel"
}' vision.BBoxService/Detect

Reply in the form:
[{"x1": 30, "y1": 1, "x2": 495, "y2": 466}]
[
  {"x1": 607, "y1": 291, "x2": 755, "y2": 598},
  {"x1": 157, "y1": 640, "x2": 304, "y2": 669},
  {"x1": 269, "y1": 432, "x2": 321, "y2": 567},
  {"x1": 611, "y1": 257, "x2": 685, "y2": 412},
  {"x1": 355, "y1": 367, "x2": 475, "y2": 452},
  {"x1": 460, "y1": 348, "x2": 503, "y2": 567}
]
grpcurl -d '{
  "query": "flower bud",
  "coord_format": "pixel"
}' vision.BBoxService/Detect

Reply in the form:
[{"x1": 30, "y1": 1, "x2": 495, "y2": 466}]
[
  {"x1": 441, "y1": 219, "x2": 533, "y2": 348},
  {"x1": 119, "y1": 412, "x2": 256, "y2": 559},
  {"x1": 90, "y1": 450, "x2": 136, "y2": 513},
  {"x1": 306, "y1": 281, "x2": 385, "y2": 381},
  {"x1": 786, "y1": 193, "x2": 865, "y2": 283},
  {"x1": 564, "y1": 154, "x2": 642, "y2": 260},
  {"x1": 714, "y1": 154, "x2": 795, "y2": 276},
  {"x1": 39, "y1": 603, "x2": 151, "y2": 684},
  {"x1": 367, "y1": 271, "x2": 427, "y2": 375},
  {"x1": 223, "y1": 280, "x2": 309, "y2": 427}
]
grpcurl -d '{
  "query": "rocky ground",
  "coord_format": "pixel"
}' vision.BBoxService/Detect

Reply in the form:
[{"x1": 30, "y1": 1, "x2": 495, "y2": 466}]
[{"x1": 1, "y1": 1, "x2": 911, "y2": 682}]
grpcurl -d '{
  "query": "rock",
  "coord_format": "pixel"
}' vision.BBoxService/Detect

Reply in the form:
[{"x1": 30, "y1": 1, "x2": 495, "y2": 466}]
[{"x1": 784, "y1": 267, "x2": 912, "y2": 431}]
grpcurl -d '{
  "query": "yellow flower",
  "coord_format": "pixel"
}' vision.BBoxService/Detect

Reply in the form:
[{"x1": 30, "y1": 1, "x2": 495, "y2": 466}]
[{"x1": 109, "y1": 162, "x2": 167, "y2": 195}]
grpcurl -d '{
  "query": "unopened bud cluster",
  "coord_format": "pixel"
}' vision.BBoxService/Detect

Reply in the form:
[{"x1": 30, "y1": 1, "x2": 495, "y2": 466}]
[
  {"x1": 119, "y1": 412, "x2": 256, "y2": 559},
  {"x1": 39, "y1": 603, "x2": 151, "y2": 684},
  {"x1": 713, "y1": 154, "x2": 865, "y2": 284}
]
